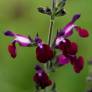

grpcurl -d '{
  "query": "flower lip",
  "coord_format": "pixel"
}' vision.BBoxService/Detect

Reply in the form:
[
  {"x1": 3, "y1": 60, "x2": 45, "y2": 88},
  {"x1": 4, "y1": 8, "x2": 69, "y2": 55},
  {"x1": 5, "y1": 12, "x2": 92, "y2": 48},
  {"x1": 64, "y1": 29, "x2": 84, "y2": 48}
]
[
  {"x1": 73, "y1": 56, "x2": 84, "y2": 73},
  {"x1": 8, "y1": 43, "x2": 16, "y2": 58},
  {"x1": 74, "y1": 26, "x2": 89, "y2": 37},
  {"x1": 36, "y1": 44, "x2": 53, "y2": 63},
  {"x1": 63, "y1": 42, "x2": 78, "y2": 55}
]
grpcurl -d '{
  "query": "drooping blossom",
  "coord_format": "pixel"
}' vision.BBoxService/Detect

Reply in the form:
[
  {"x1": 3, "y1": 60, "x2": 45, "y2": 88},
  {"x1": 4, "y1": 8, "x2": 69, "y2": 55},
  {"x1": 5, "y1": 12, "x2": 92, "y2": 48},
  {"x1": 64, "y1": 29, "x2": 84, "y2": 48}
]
[
  {"x1": 35, "y1": 34, "x2": 53, "y2": 63},
  {"x1": 4, "y1": 30, "x2": 33, "y2": 58},
  {"x1": 33, "y1": 65, "x2": 52, "y2": 89}
]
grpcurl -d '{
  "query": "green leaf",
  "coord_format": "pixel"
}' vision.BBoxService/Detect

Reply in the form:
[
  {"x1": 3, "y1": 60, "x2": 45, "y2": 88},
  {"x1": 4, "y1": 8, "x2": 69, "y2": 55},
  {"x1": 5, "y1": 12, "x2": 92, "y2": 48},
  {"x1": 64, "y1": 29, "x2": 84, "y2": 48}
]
[
  {"x1": 37, "y1": 7, "x2": 52, "y2": 16},
  {"x1": 55, "y1": 9, "x2": 66, "y2": 17}
]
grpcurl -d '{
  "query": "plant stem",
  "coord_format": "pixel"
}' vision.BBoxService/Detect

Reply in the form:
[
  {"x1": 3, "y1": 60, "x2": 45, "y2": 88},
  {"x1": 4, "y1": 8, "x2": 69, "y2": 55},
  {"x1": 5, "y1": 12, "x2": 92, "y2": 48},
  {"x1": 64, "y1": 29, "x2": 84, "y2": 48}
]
[
  {"x1": 44, "y1": 0, "x2": 56, "y2": 92},
  {"x1": 48, "y1": 0, "x2": 56, "y2": 46},
  {"x1": 48, "y1": 19, "x2": 54, "y2": 46}
]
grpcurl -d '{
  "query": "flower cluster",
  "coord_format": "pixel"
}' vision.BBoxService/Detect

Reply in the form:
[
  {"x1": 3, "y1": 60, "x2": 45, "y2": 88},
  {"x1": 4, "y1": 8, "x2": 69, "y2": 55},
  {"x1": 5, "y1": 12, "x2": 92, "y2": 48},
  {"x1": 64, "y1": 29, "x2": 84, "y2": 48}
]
[
  {"x1": 4, "y1": 13, "x2": 89, "y2": 90},
  {"x1": 2, "y1": 0, "x2": 90, "y2": 91}
]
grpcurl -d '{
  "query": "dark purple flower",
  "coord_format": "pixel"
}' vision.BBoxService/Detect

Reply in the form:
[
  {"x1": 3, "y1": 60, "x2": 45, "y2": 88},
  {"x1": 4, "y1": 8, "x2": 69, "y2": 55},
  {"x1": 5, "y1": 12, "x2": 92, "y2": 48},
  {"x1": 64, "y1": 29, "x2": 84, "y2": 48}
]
[
  {"x1": 33, "y1": 65, "x2": 52, "y2": 89},
  {"x1": 4, "y1": 30, "x2": 32, "y2": 58},
  {"x1": 56, "y1": 40, "x2": 84, "y2": 73},
  {"x1": 35, "y1": 34, "x2": 54, "y2": 63}
]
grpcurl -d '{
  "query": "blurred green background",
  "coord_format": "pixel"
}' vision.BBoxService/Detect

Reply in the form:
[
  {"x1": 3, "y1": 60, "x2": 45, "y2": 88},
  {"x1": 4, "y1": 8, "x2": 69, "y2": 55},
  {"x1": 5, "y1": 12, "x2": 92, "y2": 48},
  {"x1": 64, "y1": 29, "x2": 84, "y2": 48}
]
[{"x1": 0, "y1": 0, "x2": 92, "y2": 92}]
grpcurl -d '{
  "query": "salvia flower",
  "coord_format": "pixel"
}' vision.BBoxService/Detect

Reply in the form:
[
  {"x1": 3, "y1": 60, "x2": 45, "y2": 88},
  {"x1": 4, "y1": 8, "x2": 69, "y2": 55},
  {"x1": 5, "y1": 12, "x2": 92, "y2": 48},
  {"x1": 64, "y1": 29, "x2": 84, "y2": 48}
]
[
  {"x1": 55, "y1": 14, "x2": 89, "y2": 47},
  {"x1": 56, "y1": 40, "x2": 84, "y2": 73},
  {"x1": 4, "y1": 30, "x2": 33, "y2": 58},
  {"x1": 33, "y1": 65, "x2": 52, "y2": 89},
  {"x1": 35, "y1": 34, "x2": 54, "y2": 63}
]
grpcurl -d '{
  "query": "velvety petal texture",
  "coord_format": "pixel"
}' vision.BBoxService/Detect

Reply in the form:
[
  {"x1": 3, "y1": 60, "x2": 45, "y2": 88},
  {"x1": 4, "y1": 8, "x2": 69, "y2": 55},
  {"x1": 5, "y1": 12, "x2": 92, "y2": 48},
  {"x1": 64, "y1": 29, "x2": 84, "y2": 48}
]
[
  {"x1": 36, "y1": 44, "x2": 53, "y2": 63},
  {"x1": 57, "y1": 54, "x2": 69, "y2": 65},
  {"x1": 57, "y1": 39, "x2": 71, "y2": 51},
  {"x1": 75, "y1": 26, "x2": 89, "y2": 37},
  {"x1": 63, "y1": 42, "x2": 78, "y2": 55},
  {"x1": 73, "y1": 56, "x2": 84, "y2": 73}
]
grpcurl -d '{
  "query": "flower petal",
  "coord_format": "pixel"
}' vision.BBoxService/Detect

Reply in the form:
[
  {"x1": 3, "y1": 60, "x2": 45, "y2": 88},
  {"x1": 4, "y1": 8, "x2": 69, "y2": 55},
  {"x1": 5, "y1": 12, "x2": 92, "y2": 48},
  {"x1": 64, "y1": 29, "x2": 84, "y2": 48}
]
[
  {"x1": 66, "y1": 42, "x2": 78, "y2": 55},
  {"x1": 57, "y1": 54, "x2": 69, "y2": 65},
  {"x1": 33, "y1": 65, "x2": 52, "y2": 89},
  {"x1": 75, "y1": 26, "x2": 89, "y2": 37},
  {"x1": 15, "y1": 34, "x2": 32, "y2": 46},
  {"x1": 56, "y1": 39, "x2": 71, "y2": 51},
  {"x1": 73, "y1": 56, "x2": 84, "y2": 73},
  {"x1": 61, "y1": 22, "x2": 75, "y2": 37},
  {"x1": 58, "y1": 14, "x2": 80, "y2": 37},
  {"x1": 55, "y1": 37, "x2": 66, "y2": 46},
  {"x1": 36, "y1": 44, "x2": 53, "y2": 63},
  {"x1": 5, "y1": 31, "x2": 32, "y2": 46},
  {"x1": 72, "y1": 14, "x2": 80, "y2": 23},
  {"x1": 4, "y1": 30, "x2": 15, "y2": 37},
  {"x1": 8, "y1": 43, "x2": 16, "y2": 58}
]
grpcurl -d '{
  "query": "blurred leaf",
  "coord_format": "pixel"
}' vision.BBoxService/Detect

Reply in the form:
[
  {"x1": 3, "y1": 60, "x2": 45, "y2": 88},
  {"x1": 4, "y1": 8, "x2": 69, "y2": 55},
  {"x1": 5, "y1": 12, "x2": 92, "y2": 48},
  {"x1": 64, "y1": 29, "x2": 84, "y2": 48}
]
[
  {"x1": 38, "y1": 7, "x2": 52, "y2": 16},
  {"x1": 55, "y1": 9, "x2": 66, "y2": 17}
]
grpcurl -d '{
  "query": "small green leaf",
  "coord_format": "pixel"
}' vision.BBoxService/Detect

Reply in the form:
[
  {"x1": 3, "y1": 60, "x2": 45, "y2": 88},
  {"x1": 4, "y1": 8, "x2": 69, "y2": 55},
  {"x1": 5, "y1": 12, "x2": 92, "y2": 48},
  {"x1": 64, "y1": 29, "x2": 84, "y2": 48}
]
[
  {"x1": 55, "y1": 9, "x2": 66, "y2": 17},
  {"x1": 37, "y1": 7, "x2": 52, "y2": 15},
  {"x1": 57, "y1": 0, "x2": 67, "y2": 9}
]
